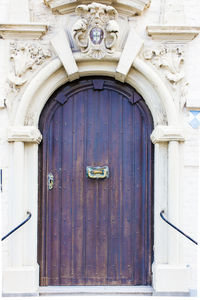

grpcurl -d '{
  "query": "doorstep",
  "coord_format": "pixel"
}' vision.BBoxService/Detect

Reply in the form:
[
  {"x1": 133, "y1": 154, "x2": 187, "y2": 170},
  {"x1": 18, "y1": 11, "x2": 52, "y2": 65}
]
[{"x1": 39, "y1": 286, "x2": 153, "y2": 296}]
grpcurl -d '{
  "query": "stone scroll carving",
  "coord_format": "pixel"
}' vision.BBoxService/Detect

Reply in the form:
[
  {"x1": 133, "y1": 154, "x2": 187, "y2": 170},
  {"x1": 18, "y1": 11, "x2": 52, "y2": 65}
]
[
  {"x1": 72, "y1": 2, "x2": 119, "y2": 59},
  {"x1": 5, "y1": 42, "x2": 53, "y2": 116},
  {"x1": 143, "y1": 45, "x2": 188, "y2": 111},
  {"x1": 8, "y1": 42, "x2": 52, "y2": 89}
]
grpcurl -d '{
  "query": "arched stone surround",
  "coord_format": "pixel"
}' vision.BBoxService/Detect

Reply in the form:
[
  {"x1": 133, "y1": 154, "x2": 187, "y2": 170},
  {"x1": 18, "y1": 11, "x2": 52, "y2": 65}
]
[
  {"x1": 4, "y1": 47, "x2": 188, "y2": 295},
  {"x1": 14, "y1": 55, "x2": 178, "y2": 127}
]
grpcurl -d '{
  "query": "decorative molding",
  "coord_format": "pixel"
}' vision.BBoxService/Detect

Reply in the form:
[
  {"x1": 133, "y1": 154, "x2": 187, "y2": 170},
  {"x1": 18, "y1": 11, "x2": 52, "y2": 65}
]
[
  {"x1": 0, "y1": 24, "x2": 48, "y2": 40},
  {"x1": 8, "y1": 42, "x2": 52, "y2": 90},
  {"x1": 146, "y1": 25, "x2": 200, "y2": 41},
  {"x1": 72, "y1": 2, "x2": 119, "y2": 59},
  {"x1": 134, "y1": 57, "x2": 177, "y2": 125},
  {"x1": 13, "y1": 56, "x2": 177, "y2": 129},
  {"x1": 143, "y1": 45, "x2": 188, "y2": 111},
  {"x1": 114, "y1": 0, "x2": 151, "y2": 16},
  {"x1": 44, "y1": 0, "x2": 151, "y2": 16},
  {"x1": 150, "y1": 126, "x2": 185, "y2": 144},
  {"x1": 7, "y1": 126, "x2": 42, "y2": 144}
]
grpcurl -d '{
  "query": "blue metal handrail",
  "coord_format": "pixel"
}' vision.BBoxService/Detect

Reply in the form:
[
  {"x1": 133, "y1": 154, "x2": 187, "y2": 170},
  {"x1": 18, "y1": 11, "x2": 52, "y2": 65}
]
[
  {"x1": 1, "y1": 211, "x2": 32, "y2": 241},
  {"x1": 160, "y1": 210, "x2": 198, "y2": 245}
]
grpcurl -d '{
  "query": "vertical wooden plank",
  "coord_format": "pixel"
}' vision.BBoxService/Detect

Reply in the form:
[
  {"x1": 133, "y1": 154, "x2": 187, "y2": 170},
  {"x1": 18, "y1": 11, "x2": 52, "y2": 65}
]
[
  {"x1": 48, "y1": 105, "x2": 63, "y2": 285},
  {"x1": 38, "y1": 128, "x2": 46, "y2": 284},
  {"x1": 60, "y1": 97, "x2": 74, "y2": 285},
  {"x1": 46, "y1": 114, "x2": 54, "y2": 285},
  {"x1": 71, "y1": 96, "x2": 75, "y2": 284},
  {"x1": 139, "y1": 101, "x2": 154, "y2": 285},
  {"x1": 95, "y1": 89, "x2": 109, "y2": 284},
  {"x1": 85, "y1": 87, "x2": 98, "y2": 284},
  {"x1": 106, "y1": 88, "x2": 111, "y2": 285},
  {"x1": 133, "y1": 104, "x2": 144, "y2": 285},
  {"x1": 107, "y1": 90, "x2": 122, "y2": 284},
  {"x1": 72, "y1": 92, "x2": 85, "y2": 285},
  {"x1": 142, "y1": 116, "x2": 148, "y2": 284},
  {"x1": 82, "y1": 88, "x2": 88, "y2": 285},
  {"x1": 38, "y1": 124, "x2": 46, "y2": 284},
  {"x1": 120, "y1": 98, "x2": 134, "y2": 284}
]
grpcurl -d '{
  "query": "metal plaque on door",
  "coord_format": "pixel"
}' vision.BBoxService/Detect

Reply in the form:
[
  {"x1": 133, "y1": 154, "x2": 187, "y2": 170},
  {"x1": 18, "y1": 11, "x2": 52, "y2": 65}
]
[{"x1": 86, "y1": 166, "x2": 109, "y2": 179}]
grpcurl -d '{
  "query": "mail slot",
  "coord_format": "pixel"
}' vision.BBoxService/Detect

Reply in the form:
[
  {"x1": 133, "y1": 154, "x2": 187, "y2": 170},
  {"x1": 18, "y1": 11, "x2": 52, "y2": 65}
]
[{"x1": 86, "y1": 166, "x2": 109, "y2": 179}]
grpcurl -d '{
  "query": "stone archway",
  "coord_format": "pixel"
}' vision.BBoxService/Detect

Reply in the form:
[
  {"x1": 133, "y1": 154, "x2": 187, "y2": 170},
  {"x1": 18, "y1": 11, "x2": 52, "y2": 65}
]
[{"x1": 6, "y1": 51, "x2": 186, "y2": 294}]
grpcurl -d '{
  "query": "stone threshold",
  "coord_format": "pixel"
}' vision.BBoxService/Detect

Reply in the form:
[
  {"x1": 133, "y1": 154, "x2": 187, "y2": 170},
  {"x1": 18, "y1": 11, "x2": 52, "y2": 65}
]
[{"x1": 39, "y1": 285, "x2": 153, "y2": 296}]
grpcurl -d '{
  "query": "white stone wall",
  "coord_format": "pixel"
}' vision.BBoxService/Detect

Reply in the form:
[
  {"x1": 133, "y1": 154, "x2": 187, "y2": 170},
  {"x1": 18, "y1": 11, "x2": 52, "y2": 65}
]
[
  {"x1": 0, "y1": 0, "x2": 8, "y2": 23},
  {"x1": 183, "y1": 0, "x2": 200, "y2": 288},
  {"x1": 182, "y1": 2, "x2": 200, "y2": 292},
  {"x1": 0, "y1": 0, "x2": 199, "y2": 296},
  {"x1": 0, "y1": 38, "x2": 10, "y2": 269},
  {"x1": 184, "y1": 0, "x2": 200, "y2": 25},
  {"x1": 180, "y1": 130, "x2": 199, "y2": 290}
]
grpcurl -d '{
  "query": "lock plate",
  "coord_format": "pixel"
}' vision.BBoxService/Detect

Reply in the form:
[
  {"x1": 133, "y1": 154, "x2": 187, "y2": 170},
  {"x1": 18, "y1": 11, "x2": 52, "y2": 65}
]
[
  {"x1": 86, "y1": 166, "x2": 109, "y2": 179},
  {"x1": 48, "y1": 173, "x2": 54, "y2": 190}
]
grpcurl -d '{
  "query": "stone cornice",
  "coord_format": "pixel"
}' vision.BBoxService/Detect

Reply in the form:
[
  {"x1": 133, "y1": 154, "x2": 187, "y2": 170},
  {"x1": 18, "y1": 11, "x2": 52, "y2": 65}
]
[
  {"x1": 150, "y1": 126, "x2": 185, "y2": 144},
  {"x1": 8, "y1": 126, "x2": 42, "y2": 144},
  {"x1": 147, "y1": 25, "x2": 200, "y2": 41},
  {"x1": 0, "y1": 24, "x2": 48, "y2": 40},
  {"x1": 44, "y1": 0, "x2": 151, "y2": 16}
]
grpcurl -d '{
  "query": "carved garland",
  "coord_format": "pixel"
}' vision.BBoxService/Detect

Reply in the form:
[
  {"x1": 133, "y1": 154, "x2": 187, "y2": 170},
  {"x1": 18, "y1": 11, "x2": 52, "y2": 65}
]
[
  {"x1": 5, "y1": 42, "x2": 52, "y2": 116},
  {"x1": 143, "y1": 45, "x2": 188, "y2": 111},
  {"x1": 72, "y1": 2, "x2": 119, "y2": 59},
  {"x1": 8, "y1": 42, "x2": 52, "y2": 89}
]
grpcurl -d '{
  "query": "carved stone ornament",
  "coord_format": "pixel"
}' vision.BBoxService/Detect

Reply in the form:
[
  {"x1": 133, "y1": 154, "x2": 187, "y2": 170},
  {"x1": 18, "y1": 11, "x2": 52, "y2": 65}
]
[
  {"x1": 7, "y1": 126, "x2": 42, "y2": 144},
  {"x1": 72, "y1": 2, "x2": 119, "y2": 59},
  {"x1": 8, "y1": 42, "x2": 52, "y2": 89},
  {"x1": 143, "y1": 45, "x2": 188, "y2": 111},
  {"x1": 44, "y1": 0, "x2": 151, "y2": 17}
]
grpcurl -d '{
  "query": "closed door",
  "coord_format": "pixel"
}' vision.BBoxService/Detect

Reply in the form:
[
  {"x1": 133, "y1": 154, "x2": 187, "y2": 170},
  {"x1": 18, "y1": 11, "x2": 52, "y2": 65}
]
[{"x1": 38, "y1": 77, "x2": 154, "y2": 286}]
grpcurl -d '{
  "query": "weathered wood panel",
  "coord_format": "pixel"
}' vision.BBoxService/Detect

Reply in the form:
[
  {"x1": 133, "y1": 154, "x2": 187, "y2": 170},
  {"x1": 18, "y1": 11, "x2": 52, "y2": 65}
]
[{"x1": 38, "y1": 77, "x2": 154, "y2": 286}]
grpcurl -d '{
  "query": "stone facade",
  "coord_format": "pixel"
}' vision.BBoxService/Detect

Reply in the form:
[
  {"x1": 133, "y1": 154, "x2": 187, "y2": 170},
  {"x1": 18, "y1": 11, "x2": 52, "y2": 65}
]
[{"x1": 0, "y1": 0, "x2": 199, "y2": 296}]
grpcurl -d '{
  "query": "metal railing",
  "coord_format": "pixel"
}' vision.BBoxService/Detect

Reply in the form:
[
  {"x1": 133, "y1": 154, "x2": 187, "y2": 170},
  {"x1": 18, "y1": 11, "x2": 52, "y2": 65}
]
[
  {"x1": 160, "y1": 210, "x2": 198, "y2": 245},
  {"x1": 1, "y1": 211, "x2": 32, "y2": 241},
  {"x1": 2, "y1": 209, "x2": 197, "y2": 246}
]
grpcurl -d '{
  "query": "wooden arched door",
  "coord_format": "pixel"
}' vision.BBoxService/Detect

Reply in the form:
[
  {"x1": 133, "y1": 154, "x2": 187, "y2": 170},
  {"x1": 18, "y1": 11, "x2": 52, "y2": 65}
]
[{"x1": 38, "y1": 77, "x2": 154, "y2": 286}]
